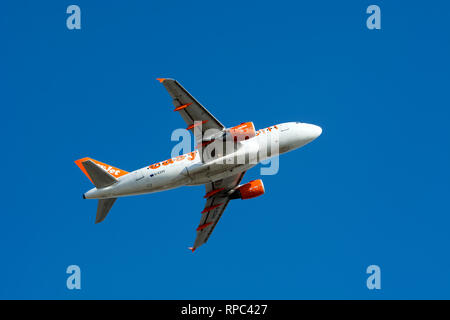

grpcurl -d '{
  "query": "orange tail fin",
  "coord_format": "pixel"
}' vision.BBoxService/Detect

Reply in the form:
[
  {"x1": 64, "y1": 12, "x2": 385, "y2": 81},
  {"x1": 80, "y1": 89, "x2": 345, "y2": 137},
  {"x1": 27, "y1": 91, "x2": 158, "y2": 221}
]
[{"x1": 74, "y1": 157, "x2": 129, "y2": 184}]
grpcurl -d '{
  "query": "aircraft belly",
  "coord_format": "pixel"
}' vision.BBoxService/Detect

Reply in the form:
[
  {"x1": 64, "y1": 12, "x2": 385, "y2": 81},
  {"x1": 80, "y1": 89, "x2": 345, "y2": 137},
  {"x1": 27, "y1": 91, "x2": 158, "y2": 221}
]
[
  {"x1": 187, "y1": 163, "x2": 255, "y2": 185},
  {"x1": 108, "y1": 164, "x2": 189, "y2": 197}
]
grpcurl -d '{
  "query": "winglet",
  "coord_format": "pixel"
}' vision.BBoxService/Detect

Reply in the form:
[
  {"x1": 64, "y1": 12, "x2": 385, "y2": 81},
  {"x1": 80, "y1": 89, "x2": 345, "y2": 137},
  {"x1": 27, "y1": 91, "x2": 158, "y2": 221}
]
[
  {"x1": 188, "y1": 247, "x2": 196, "y2": 253},
  {"x1": 156, "y1": 78, "x2": 166, "y2": 83}
]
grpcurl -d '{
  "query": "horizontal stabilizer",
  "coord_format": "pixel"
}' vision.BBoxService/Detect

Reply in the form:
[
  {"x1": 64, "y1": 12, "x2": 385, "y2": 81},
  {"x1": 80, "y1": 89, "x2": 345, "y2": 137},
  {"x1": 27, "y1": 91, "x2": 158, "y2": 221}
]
[
  {"x1": 81, "y1": 160, "x2": 117, "y2": 189},
  {"x1": 96, "y1": 198, "x2": 117, "y2": 223}
]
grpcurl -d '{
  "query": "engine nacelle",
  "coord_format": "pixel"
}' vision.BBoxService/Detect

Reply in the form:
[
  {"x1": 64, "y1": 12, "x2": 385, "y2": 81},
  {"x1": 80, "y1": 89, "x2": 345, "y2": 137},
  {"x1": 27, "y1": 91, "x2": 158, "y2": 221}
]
[
  {"x1": 228, "y1": 122, "x2": 256, "y2": 142},
  {"x1": 231, "y1": 179, "x2": 265, "y2": 200}
]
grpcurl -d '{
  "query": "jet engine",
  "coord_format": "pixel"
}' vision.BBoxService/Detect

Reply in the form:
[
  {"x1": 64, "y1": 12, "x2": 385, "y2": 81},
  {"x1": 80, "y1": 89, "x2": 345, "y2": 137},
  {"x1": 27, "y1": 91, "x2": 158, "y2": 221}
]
[
  {"x1": 230, "y1": 179, "x2": 265, "y2": 200},
  {"x1": 228, "y1": 122, "x2": 256, "y2": 142},
  {"x1": 201, "y1": 122, "x2": 256, "y2": 147}
]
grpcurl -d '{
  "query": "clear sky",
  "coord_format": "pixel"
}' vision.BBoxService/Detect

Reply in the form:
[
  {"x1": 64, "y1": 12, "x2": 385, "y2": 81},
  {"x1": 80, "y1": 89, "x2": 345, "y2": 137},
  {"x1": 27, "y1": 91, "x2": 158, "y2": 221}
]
[{"x1": 1, "y1": 1, "x2": 450, "y2": 299}]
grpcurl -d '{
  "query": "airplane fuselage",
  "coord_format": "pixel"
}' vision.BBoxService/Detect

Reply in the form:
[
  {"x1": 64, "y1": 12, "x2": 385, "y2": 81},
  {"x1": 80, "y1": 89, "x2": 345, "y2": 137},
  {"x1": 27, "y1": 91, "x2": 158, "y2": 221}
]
[{"x1": 83, "y1": 122, "x2": 321, "y2": 200}]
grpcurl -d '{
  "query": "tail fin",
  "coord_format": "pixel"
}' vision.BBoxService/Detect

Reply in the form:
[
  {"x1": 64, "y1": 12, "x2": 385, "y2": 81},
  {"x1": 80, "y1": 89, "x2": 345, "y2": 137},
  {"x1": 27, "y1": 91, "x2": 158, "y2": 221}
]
[
  {"x1": 96, "y1": 198, "x2": 117, "y2": 223},
  {"x1": 74, "y1": 157, "x2": 128, "y2": 188}
]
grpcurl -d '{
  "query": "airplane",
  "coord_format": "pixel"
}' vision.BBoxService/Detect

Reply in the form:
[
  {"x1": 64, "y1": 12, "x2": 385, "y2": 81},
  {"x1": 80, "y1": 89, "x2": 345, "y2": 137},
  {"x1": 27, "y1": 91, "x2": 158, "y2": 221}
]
[{"x1": 75, "y1": 78, "x2": 322, "y2": 252}]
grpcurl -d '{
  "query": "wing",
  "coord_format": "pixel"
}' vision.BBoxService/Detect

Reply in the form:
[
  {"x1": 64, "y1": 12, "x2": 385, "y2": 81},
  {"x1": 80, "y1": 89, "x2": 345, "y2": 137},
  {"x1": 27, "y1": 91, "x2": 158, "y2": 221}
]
[
  {"x1": 157, "y1": 78, "x2": 225, "y2": 145},
  {"x1": 189, "y1": 171, "x2": 246, "y2": 252}
]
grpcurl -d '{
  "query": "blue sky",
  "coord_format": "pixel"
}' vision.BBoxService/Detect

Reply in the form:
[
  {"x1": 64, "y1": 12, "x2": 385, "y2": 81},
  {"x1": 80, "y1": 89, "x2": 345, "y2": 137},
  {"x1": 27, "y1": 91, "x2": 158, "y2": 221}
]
[{"x1": 1, "y1": 1, "x2": 450, "y2": 299}]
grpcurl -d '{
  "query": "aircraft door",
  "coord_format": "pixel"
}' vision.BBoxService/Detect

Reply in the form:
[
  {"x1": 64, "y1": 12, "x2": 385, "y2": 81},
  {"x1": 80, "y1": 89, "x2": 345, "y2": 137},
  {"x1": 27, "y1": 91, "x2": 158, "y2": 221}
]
[{"x1": 135, "y1": 169, "x2": 145, "y2": 181}]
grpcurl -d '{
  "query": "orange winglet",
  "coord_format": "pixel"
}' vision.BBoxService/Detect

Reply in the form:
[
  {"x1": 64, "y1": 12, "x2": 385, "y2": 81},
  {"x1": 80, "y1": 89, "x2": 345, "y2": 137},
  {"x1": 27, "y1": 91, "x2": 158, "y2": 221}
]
[
  {"x1": 188, "y1": 247, "x2": 196, "y2": 253},
  {"x1": 174, "y1": 103, "x2": 192, "y2": 112},
  {"x1": 196, "y1": 222, "x2": 213, "y2": 231},
  {"x1": 187, "y1": 120, "x2": 208, "y2": 130},
  {"x1": 204, "y1": 188, "x2": 225, "y2": 199},
  {"x1": 201, "y1": 203, "x2": 223, "y2": 214},
  {"x1": 156, "y1": 78, "x2": 166, "y2": 83}
]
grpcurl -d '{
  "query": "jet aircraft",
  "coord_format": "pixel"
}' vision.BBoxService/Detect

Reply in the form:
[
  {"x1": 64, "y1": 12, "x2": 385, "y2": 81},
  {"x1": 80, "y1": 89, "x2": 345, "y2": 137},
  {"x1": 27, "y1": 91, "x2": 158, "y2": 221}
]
[{"x1": 75, "y1": 79, "x2": 322, "y2": 251}]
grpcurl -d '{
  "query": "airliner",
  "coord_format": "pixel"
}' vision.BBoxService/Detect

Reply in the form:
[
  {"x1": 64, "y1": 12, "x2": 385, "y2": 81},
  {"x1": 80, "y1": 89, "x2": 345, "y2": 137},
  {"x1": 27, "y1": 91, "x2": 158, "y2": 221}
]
[{"x1": 75, "y1": 78, "x2": 322, "y2": 252}]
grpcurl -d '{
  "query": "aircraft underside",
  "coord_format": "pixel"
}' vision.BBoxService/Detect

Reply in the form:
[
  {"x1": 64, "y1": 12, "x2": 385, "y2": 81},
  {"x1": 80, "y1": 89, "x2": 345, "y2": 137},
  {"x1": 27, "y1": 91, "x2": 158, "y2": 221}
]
[{"x1": 75, "y1": 78, "x2": 322, "y2": 251}]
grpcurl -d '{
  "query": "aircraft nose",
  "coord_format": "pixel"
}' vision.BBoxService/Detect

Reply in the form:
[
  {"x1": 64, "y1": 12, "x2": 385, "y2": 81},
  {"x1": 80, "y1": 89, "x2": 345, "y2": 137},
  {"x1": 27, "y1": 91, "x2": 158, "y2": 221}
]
[{"x1": 301, "y1": 123, "x2": 322, "y2": 142}]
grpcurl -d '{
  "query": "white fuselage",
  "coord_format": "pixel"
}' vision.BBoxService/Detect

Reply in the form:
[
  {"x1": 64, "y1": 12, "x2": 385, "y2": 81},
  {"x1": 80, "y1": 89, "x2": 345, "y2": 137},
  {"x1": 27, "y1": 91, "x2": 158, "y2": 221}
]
[{"x1": 84, "y1": 122, "x2": 322, "y2": 199}]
